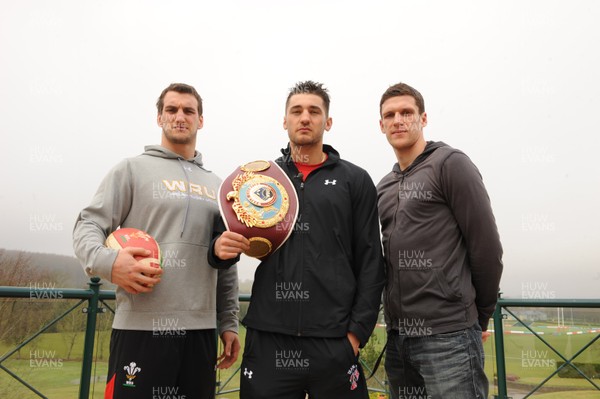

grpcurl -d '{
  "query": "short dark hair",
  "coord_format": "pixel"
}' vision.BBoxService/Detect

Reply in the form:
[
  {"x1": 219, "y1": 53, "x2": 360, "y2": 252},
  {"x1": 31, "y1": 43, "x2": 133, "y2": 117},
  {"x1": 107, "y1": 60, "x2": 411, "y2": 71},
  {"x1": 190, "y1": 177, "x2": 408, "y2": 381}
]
[
  {"x1": 379, "y1": 82, "x2": 425, "y2": 116},
  {"x1": 286, "y1": 80, "x2": 330, "y2": 115},
  {"x1": 156, "y1": 83, "x2": 203, "y2": 115}
]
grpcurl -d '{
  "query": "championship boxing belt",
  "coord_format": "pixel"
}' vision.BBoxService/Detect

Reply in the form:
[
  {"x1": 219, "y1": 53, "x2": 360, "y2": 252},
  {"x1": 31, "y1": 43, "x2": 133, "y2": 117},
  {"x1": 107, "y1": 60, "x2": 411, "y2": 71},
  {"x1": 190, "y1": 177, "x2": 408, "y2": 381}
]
[{"x1": 218, "y1": 160, "x2": 299, "y2": 259}]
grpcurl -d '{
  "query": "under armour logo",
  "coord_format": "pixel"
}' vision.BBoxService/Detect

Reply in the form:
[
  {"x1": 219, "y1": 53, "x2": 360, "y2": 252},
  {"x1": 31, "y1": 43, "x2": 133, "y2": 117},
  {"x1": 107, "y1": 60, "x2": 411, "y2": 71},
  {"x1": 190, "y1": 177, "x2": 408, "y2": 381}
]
[
  {"x1": 184, "y1": 166, "x2": 193, "y2": 172},
  {"x1": 324, "y1": 179, "x2": 337, "y2": 185},
  {"x1": 243, "y1": 368, "x2": 253, "y2": 379}
]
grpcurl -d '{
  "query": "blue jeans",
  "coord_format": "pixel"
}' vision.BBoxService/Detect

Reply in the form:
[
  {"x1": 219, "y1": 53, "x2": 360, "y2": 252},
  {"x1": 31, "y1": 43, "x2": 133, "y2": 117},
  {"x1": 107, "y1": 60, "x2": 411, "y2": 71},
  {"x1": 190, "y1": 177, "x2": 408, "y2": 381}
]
[{"x1": 385, "y1": 325, "x2": 488, "y2": 399}]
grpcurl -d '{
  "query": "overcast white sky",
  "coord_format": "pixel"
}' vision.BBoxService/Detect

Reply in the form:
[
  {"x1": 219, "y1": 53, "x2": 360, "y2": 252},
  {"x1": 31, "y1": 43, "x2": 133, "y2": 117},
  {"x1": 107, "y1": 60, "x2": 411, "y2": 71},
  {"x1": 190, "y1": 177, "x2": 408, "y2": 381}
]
[{"x1": 1, "y1": 0, "x2": 599, "y2": 298}]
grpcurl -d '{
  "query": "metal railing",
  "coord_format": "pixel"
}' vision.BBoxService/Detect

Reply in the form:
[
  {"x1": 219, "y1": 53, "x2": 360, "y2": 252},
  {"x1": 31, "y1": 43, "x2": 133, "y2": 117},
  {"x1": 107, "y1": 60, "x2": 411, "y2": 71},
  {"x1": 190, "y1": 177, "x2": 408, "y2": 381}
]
[
  {"x1": 0, "y1": 278, "x2": 389, "y2": 398},
  {"x1": 2, "y1": 280, "x2": 599, "y2": 398},
  {"x1": 1, "y1": 277, "x2": 115, "y2": 399},
  {"x1": 492, "y1": 295, "x2": 600, "y2": 398}
]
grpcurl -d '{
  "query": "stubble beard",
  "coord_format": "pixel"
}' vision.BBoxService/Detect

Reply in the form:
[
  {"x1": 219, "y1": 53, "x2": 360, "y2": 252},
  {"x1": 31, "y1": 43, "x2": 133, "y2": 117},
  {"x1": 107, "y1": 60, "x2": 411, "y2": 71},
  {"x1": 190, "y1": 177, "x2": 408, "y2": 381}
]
[
  {"x1": 290, "y1": 128, "x2": 323, "y2": 148},
  {"x1": 163, "y1": 128, "x2": 196, "y2": 145}
]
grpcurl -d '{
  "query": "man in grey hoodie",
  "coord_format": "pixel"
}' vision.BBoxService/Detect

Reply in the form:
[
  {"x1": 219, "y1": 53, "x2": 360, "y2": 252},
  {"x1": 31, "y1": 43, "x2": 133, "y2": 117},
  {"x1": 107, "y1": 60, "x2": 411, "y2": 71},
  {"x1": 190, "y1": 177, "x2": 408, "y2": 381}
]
[
  {"x1": 73, "y1": 83, "x2": 247, "y2": 399},
  {"x1": 377, "y1": 82, "x2": 503, "y2": 399}
]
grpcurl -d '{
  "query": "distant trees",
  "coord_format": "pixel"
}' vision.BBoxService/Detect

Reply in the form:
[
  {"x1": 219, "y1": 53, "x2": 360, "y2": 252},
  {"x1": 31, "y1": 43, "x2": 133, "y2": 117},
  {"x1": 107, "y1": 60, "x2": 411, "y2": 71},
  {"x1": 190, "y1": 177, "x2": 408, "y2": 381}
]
[
  {"x1": 0, "y1": 250, "x2": 114, "y2": 361},
  {"x1": 0, "y1": 250, "x2": 50, "y2": 358}
]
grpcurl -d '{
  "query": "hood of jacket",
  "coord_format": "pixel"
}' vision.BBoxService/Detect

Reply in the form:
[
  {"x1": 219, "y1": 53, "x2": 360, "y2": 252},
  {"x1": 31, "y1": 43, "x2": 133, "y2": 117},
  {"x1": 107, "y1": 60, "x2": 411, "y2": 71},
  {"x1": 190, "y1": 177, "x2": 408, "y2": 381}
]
[
  {"x1": 144, "y1": 145, "x2": 208, "y2": 170},
  {"x1": 392, "y1": 141, "x2": 448, "y2": 174}
]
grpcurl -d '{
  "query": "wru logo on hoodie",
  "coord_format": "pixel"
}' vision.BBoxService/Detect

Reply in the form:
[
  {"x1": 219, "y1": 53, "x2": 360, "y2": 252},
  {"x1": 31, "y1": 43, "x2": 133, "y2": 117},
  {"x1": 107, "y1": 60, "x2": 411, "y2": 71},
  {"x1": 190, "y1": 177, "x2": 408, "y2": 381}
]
[{"x1": 153, "y1": 180, "x2": 217, "y2": 201}]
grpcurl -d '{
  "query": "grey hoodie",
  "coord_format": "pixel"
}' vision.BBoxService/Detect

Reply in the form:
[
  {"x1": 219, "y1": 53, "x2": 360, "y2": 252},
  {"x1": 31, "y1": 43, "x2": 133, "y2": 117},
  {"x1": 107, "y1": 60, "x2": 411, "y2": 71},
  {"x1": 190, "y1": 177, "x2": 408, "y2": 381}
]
[
  {"x1": 73, "y1": 145, "x2": 238, "y2": 333},
  {"x1": 377, "y1": 142, "x2": 503, "y2": 334}
]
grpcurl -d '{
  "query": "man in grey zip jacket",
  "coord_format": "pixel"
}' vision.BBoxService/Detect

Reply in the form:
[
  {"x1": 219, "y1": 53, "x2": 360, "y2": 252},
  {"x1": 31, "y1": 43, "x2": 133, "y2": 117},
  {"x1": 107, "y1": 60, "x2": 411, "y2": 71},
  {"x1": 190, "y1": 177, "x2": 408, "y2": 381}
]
[
  {"x1": 377, "y1": 82, "x2": 503, "y2": 399},
  {"x1": 73, "y1": 83, "x2": 245, "y2": 399}
]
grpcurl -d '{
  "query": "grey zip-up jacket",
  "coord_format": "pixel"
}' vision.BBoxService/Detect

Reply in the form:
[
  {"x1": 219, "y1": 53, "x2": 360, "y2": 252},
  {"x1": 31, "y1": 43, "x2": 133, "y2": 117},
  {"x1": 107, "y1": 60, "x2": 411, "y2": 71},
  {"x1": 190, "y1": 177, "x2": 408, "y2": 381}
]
[
  {"x1": 377, "y1": 141, "x2": 503, "y2": 334},
  {"x1": 73, "y1": 145, "x2": 239, "y2": 334}
]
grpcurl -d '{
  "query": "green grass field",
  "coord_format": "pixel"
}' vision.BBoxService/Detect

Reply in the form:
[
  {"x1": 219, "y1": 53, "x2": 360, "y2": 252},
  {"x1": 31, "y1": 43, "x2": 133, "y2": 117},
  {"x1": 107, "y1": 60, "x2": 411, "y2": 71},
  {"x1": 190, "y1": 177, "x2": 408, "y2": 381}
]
[
  {"x1": 532, "y1": 392, "x2": 600, "y2": 398},
  {"x1": 1, "y1": 320, "x2": 599, "y2": 398},
  {"x1": 484, "y1": 321, "x2": 600, "y2": 398}
]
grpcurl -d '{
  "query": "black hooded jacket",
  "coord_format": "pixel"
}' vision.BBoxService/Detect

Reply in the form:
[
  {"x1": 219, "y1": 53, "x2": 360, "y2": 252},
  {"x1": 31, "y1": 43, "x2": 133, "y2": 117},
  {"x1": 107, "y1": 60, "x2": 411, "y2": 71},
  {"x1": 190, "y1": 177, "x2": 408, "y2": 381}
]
[{"x1": 242, "y1": 144, "x2": 386, "y2": 346}]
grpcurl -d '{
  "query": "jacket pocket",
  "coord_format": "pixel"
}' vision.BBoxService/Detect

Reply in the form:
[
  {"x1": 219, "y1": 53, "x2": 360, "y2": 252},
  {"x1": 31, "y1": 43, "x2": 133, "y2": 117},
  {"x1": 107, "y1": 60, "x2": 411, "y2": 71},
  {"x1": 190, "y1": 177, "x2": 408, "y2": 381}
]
[
  {"x1": 243, "y1": 328, "x2": 256, "y2": 358},
  {"x1": 433, "y1": 268, "x2": 462, "y2": 302},
  {"x1": 383, "y1": 269, "x2": 401, "y2": 328},
  {"x1": 398, "y1": 268, "x2": 466, "y2": 324},
  {"x1": 342, "y1": 336, "x2": 358, "y2": 363},
  {"x1": 333, "y1": 228, "x2": 352, "y2": 262}
]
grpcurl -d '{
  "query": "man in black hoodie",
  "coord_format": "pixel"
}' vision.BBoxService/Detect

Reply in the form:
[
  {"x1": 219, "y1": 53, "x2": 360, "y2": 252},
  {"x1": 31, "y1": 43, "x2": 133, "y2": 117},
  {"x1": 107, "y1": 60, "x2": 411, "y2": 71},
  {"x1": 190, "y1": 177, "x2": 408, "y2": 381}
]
[
  {"x1": 377, "y1": 82, "x2": 503, "y2": 399},
  {"x1": 237, "y1": 81, "x2": 386, "y2": 398}
]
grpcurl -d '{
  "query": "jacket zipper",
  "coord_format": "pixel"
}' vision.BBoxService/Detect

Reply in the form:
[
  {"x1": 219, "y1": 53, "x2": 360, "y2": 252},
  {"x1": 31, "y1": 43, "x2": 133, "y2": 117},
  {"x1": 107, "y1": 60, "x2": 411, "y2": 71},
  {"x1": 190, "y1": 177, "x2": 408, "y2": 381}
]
[
  {"x1": 293, "y1": 162, "x2": 325, "y2": 336},
  {"x1": 390, "y1": 173, "x2": 405, "y2": 331},
  {"x1": 297, "y1": 178, "x2": 305, "y2": 336},
  {"x1": 287, "y1": 158, "x2": 328, "y2": 336}
]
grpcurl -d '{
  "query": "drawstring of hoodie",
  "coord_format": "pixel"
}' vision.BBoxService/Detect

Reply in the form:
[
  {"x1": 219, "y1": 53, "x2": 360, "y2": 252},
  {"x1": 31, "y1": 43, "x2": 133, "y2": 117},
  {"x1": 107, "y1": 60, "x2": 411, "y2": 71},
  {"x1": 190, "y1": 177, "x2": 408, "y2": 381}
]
[{"x1": 177, "y1": 158, "x2": 192, "y2": 237}]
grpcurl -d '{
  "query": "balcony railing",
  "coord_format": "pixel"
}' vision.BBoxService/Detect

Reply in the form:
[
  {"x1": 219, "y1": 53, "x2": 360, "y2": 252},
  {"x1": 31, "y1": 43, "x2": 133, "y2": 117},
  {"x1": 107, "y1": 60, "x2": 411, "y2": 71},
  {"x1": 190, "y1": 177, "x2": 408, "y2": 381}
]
[
  {"x1": 492, "y1": 296, "x2": 600, "y2": 398},
  {"x1": 1, "y1": 279, "x2": 599, "y2": 398}
]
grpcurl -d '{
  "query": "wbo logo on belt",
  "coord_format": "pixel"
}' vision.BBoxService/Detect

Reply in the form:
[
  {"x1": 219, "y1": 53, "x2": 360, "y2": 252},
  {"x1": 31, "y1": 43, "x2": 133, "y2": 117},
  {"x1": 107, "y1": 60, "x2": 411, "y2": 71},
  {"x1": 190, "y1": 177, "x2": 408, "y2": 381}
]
[{"x1": 218, "y1": 160, "x2": 299, "y2": 259}]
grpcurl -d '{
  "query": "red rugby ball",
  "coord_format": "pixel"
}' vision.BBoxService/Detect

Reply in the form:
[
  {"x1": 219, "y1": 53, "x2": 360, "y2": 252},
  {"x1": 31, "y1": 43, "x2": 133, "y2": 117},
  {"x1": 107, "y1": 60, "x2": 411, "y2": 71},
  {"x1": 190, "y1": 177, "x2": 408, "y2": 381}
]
[{"x1": 105, "y1": 228, "x2": 162, "y2": 269}]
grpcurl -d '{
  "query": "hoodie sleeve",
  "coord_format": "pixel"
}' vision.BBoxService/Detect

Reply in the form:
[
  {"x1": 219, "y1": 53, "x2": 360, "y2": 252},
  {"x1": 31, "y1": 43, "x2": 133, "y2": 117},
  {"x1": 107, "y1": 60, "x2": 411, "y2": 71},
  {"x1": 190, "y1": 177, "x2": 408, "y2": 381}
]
[
  {"x1": 348, "y1": 169, "x2": 386, "y2": 347},
  {"x1": 207, "y1": 215, "x2": 241, "y2": 269},
  {"x1": 211, "y1": 213, "x2": 240, "y2": 333},
  {"x1": 216, "y1": 264, "x2": 240, "y2": 334},
  {"x1": 441, "y1": 152, "x2": 503, "y2": 331},
  {"x1": 72, "y1": 160, "x2": 134, "y2": 282}
]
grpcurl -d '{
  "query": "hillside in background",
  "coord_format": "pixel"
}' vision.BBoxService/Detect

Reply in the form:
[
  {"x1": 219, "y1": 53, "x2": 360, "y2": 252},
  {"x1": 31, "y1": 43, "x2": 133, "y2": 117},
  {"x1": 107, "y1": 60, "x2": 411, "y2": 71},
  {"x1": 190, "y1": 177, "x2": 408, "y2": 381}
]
[
  {"x1": 0, "y1": 249, "x2": 113, "y2": 289},
  {"x1": 0, "y1": 249, "x2": 253, "y2": 292}
]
